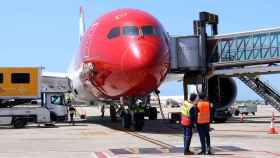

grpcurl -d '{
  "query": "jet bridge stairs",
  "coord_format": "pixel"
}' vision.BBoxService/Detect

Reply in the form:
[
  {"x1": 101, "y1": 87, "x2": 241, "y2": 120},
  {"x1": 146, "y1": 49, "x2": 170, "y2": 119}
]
[
  {"x1": 209, "y1": 27, "x2": 280, "y2": 112},
  {"x1": 239, "y1": 76, "x2": 280, "y2": 113}
]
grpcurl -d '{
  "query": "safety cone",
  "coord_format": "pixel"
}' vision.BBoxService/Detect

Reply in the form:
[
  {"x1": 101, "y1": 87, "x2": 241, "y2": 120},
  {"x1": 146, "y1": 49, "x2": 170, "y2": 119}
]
[
  {"x1": 240, "y1": 113, "x2": 244, "y2": 123},
  {"x1": 80, "y1": 111, "x2": 87, "y2": 119},
  {"x1": 268, "y1": 112, "x2": 278, "y2": 134}
]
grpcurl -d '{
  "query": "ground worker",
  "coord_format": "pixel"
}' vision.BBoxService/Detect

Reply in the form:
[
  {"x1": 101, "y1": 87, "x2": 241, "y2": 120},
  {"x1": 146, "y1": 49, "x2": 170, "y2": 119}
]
[
  {"x1": 181, "y1": 93, "x2": 197, "y2": 155},
  {"x1": 101, "y1": 105, "x2": 105, "y2": 120},
  {"x1": 64, "y1": 94, "x2": 72, "y2": 106},
  {"x1": 133, "y1": 101, "x2": 145, "y2": 131},
  {"x1": 69, "y1": 105, "x2": 77, "y2": 126},
  {"x1": 196, "y1": 93, "x2": 212, "y2": 155},
  {"x1": 110, "y1": 105, "x2": 117, "y2": 122},
  {"x1": 120, "y1": 108, "x2": 132, "y2": 129}
]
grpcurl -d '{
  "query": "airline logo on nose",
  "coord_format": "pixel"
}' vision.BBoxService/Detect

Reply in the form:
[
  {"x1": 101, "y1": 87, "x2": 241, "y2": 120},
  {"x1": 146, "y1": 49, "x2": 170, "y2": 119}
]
[{"x1": 115, "y1": 12, "x2": 128, "y2": 20}]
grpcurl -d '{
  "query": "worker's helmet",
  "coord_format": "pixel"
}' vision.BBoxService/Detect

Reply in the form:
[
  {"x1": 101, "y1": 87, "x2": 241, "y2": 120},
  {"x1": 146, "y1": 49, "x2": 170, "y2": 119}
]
[
  {"x1": 199, "y1": 93, "x2": 207, "y2": 100},
  {"x1": 136, "y1": 99, "x2": 143, "y2": 106},
  {"x1": 189, "y1": 93, "x2": 197, "y2": 102}
]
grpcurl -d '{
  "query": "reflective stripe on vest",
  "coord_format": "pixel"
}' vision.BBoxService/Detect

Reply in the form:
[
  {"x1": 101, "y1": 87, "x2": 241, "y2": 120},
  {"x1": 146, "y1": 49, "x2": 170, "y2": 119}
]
[
  {"x1": 197, "y1": 101, "x2": 210, "y2": 124},
  {"x1": 134, "y1": 108, "x2": 144, "y2": 113},
  {"x1": 181, "y1": 101, "x2": 193, "y2": 126}
]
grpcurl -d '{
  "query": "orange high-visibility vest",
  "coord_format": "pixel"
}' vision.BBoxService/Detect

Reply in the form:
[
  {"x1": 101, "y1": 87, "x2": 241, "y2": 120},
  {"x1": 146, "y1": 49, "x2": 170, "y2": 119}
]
[
  {"x1": 181, "y1": 101, "x2": 193, "y2": 126},
  {"x1": 197, "y1": 101, "x2": 210, "y2": 124}
]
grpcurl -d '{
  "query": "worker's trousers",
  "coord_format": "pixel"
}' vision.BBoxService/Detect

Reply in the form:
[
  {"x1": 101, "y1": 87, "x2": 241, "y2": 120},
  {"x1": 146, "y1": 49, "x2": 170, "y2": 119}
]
[
  {"x1": 197, "y1": 124, "x2": 211, "y2": 152},
  {"x1": 70, "y1": 114, "x2": 75, "y2": 125},
  {"x1": 183, "y1": 126, "x2": 193, "y2": 152}
]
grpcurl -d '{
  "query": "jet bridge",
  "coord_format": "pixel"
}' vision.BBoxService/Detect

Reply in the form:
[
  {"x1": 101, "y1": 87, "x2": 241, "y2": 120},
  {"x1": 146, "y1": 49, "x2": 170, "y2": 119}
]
[
  {"x1": 207, "y1": 27, "x2": 280, "y2": 113},
  {"x1": 208, "y1": 27, "x2": 280, "y2": 77},
  {"x1": 210, "y1": 27, "x2": 280, "y2": 67},
  {"x1": 169, "y1": 12, "x2": 280, "y2": 117},
  {"x1": 170, "y1": 26, "x2": 280, "y2": 76}
]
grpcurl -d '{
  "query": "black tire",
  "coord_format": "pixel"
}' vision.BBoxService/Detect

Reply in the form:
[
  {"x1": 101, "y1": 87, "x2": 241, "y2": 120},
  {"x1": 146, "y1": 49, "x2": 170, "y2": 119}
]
[
  {"x1": 244, "y1": 112, "x2": 249, "y2": 116},
  {"x1": 149, "y1": 107, "x2": 157, "y2": 120},
  {"x1": 234, "y1": 110, "x2": 240, "y2": 116},
  {"x1": 252, "y1": 112, "x2": 255, "y2": 115},
  {"x1": 134, "y1": 113, "x2": 144, "y2": 131},
  {"x1": 121, "y1": 116, "x2": 126, "y2": 128},
  {"x1": 50, "y1": 112, "x2": 57, "y2": 122},
  {"x1": 213, "y1": 117, "x2": 228, "y2": 123},
  {"x1": 13, "y1": 118, "x2": 27, "y2": 128},
  {"x1": 134, "y1": 121, "x2": 143, "y2": 131}
]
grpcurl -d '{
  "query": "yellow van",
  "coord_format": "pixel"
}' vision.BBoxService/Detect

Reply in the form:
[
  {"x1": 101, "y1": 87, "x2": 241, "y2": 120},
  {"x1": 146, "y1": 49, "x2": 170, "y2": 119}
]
[{"x1": 0, "y1": 67, "x2": 41, "y2": 99}]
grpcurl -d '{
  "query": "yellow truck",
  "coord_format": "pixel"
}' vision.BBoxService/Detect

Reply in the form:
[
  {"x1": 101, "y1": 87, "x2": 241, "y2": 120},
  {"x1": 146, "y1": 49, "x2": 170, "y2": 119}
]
[
  {"x1": 0, "y1": 67, "x2": 41, "y2": 99},
  {"x1": 0, "y1": 67, "x2": 71, "y2": 127}
]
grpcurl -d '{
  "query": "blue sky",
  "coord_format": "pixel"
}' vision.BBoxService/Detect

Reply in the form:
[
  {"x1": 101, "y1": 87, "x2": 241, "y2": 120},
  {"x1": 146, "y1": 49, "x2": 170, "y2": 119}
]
[{"x1": 1, "y1": 0, "x2": 280, "y2": 100}]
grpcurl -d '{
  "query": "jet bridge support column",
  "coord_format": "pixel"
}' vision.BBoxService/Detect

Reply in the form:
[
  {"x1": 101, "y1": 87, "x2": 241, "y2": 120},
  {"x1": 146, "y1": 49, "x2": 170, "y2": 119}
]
[
  {"x1": 183, "y1": 75, "x2": 188, "y2": 101},
  {"x1": 193, "y1": 12, "x2": 219, "y2": 97}
]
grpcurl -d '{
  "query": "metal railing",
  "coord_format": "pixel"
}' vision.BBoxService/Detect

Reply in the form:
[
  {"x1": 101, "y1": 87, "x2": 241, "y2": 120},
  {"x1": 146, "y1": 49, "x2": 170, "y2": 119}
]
[
  {"x1": 210, "y1": 27, "x2": 280, "y2": 63},
  {"x1": 239, "y1": 76, "x2": 280, "y2": 112}
]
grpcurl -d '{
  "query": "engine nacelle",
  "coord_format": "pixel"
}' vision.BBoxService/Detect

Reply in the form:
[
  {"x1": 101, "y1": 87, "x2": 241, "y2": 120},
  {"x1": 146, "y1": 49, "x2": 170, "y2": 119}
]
[{"x1": 208, "y1": 76, "x2": 237, "y2": 122}]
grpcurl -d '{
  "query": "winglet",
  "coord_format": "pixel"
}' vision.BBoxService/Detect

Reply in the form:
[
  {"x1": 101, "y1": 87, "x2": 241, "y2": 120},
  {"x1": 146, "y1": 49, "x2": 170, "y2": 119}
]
[{"x1": 79, "y1": 6, "x2": 86, "y2": 41}]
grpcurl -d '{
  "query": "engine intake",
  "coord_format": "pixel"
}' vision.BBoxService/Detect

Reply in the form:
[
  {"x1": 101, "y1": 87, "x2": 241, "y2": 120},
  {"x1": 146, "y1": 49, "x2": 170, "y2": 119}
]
[{"x1": 208, "y1": 76, "x2": 237, "y2": 110}]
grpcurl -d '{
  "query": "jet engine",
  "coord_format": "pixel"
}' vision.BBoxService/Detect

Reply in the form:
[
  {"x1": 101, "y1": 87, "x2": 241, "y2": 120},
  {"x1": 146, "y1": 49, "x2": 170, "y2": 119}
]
[{"x1": 208, "y1": 76, "x2": 237, "y2": 122}]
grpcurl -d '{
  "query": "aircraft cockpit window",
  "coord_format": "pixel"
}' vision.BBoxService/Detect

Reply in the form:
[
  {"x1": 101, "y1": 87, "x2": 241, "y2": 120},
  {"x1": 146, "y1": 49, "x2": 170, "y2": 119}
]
[
  {"x1": 123, "y1": 26, "x2": 139, "y2": 36},
  {"x1": 107, "y1": 27, "x2": 120, "y2": 39},
  {"x1": 141, "y1": 26, "x2": 156, "y2": 35}
]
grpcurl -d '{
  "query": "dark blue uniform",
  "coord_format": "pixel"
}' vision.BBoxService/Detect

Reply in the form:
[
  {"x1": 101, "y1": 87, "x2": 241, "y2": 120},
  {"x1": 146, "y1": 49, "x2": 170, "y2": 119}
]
[
  {"x1": 197, "y1": 123, "x2": 211, "y2": 153},
  {"x1": 196, "y1": 101, "x2": 212, "y2": 155},
  {"x1": 183, "y1": 106, "x2": 196, "y2": 153}
]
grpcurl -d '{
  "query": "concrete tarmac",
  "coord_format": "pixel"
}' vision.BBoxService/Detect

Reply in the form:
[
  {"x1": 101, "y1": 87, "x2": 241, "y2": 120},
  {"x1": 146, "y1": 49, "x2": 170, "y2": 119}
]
[{"x1": 0, "y1": 105, "x2": 279, "y2": 158}]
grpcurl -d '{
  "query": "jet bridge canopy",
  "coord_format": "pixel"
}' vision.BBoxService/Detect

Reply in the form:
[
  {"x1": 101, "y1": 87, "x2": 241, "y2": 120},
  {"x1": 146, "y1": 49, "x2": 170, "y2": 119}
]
[
  {"x1": 209, "y1": 27, "x2": 280, "y2": 68},
  {"x1": 169, "y1": 36, "x2": 201, "y2": 73},
  {"x1": 169, "y1": 27, "x2": 280, "y2": 76},
  {"x1": 40, "y1": 76, "x2": 72, "y2": 93}
]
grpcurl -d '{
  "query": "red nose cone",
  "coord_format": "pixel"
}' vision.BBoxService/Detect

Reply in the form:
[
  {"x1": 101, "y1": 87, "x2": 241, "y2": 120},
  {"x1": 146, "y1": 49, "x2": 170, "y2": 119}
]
[
  {"x1": 78, "y1": 8, "x2": 171, "y2": 99},
  {"x1": 120, "y1": 42, "x2": 168, "y2": 96},
  {"x1": 122, "y1": 42, "x2": 161, "y2": 71}
]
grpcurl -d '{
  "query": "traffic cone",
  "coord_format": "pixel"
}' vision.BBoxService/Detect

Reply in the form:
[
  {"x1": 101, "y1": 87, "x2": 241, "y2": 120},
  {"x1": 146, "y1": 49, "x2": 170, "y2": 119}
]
[
  {"x1": 240, "y1": 113, "x2": 244, "y2": 123},
  {"x1": 80, "y1": 111, "x2": 87, "y2": 119},
  {"x1": 268, "y1": 112, "x2": 278, "y2": 134}
]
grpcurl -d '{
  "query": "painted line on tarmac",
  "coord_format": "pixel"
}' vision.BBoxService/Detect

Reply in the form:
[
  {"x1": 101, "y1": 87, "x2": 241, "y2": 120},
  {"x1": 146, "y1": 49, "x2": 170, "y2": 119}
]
[
  {"x1": 112, "y1": 125, "x2": 176, "y2": 149},
  {"x1": 125, "y1": 131, "x2": 175, "y2": 149},
  {"x1": 256, "y1": 150, "x2": 280, "y2": 157},
  {"x1": 215, "y1": 129, "x2": 269, "y2": 133},
  {"x1": 91, "y1": 152, "x2": 111, "y2": 158}
]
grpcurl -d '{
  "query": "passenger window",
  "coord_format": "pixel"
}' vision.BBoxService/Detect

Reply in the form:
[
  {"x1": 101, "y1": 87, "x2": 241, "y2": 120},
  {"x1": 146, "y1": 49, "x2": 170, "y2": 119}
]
[
  {"x1": 123, "y1": 26, "x2": 139, "y2": 36},
  {"x1": 107, "y1": 27, "x2": 120, "y2": 39},
  {"x1": 0, "y1": 73, "x2": 3, "y2": 83},
  {"x1": 141, "y1": 26, "x2": 155, "y2": 35},
  {"x1": 51, "y1": 96, "x2": 64, "y2": 105},
  {"x1": 11, "y1": 73, "x2": 30, "y2": 84}
]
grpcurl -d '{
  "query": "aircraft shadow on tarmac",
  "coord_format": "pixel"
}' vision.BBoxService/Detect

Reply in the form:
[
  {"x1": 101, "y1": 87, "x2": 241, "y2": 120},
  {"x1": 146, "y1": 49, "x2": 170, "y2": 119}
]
[
  {"x1": 84, "y1": 116, "x2": 185, "y2": 134},
  {"x1": 83, "y1": 115, "x2": 280, "y2": 133},
  {"x1": 108, "y1": 146, "x2": 249, "y2": 156}
]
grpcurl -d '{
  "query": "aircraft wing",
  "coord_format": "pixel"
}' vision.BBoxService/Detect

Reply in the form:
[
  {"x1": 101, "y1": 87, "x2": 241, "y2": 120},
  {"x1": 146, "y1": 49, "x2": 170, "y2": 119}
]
[
  {"x1": 41, "y1": 72, "x2": 72, "y2": 93},
  {"x1": 42, "y1": 72, "x2": 69, "y2": 78},
  {"x1": 163, "y1": 73, "x2": 184, "y2": 82}
]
